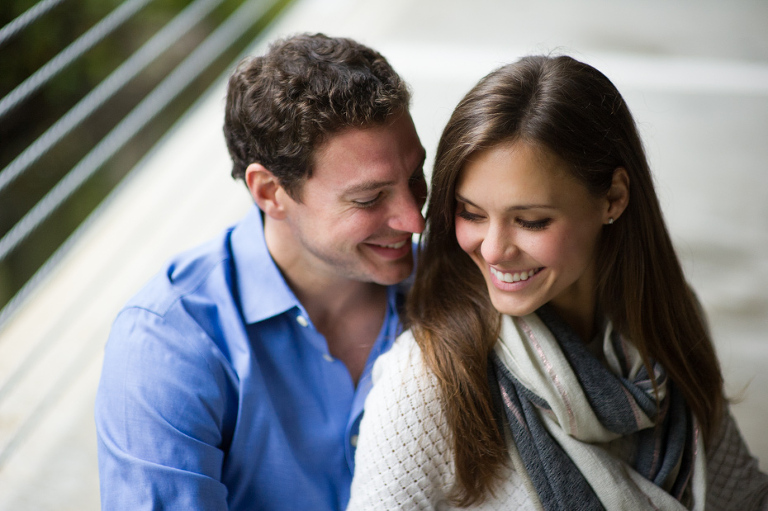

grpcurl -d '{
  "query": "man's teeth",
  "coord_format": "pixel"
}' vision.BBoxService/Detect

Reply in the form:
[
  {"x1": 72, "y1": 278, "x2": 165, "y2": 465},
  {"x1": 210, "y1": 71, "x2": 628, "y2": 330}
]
[
  {"x1": 490, "y1": 267, "x2": 538, "y2": 283},
  {"x1": 379, "y1": 240, "x2": 406, "y2": 249}
]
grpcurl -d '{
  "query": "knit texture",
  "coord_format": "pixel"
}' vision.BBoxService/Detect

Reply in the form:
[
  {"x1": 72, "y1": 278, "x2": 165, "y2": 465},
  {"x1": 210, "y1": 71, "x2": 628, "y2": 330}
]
[
  {"x1": 706, "y1": 409, "x2": 768, "y2": 510},
  {"x1": 348, "y1": 332, "x2": 537, "y2": 510},
  {"x1": 348, "y1": 331, "x2": 768, "y2": 510}
]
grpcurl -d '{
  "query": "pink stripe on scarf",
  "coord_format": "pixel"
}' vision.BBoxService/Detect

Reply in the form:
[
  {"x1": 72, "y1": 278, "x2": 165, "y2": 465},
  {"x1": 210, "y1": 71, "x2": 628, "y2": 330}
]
[
  {"x1": 519, "y1": 317, "x2": 576, "y2": 434},
  {"x1": 500, "y1": 385, "x2": 531, "y2": 435}
]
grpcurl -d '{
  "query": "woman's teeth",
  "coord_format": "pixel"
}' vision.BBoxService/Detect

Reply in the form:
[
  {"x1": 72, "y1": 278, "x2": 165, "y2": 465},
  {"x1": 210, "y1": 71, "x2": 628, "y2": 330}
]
[{"x1": 490, "y1": 267, "x2": 538, "y2": 283}]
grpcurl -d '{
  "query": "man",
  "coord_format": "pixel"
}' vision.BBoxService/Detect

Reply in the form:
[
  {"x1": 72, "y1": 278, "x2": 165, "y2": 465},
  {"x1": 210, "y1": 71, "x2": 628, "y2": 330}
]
[{"x1": 95, "y1": 33, "x2": 427, "y2": 510}]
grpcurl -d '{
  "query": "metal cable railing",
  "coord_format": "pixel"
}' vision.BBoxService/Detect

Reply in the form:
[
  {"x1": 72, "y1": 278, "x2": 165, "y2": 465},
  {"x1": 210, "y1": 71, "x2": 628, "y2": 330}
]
[
  {"x1": 0, "y1": 0, "x2": 68, "y2": 47},
  {"x1": 0, "y1": 0, "x2": 288, "y2": 327},
  {"x1": 0, "y1": 0, "x2": 228, "y2": 195},
  {"x1": 0, "y1": 0, "x2": 277, "y2": 263},
  {"x1": 0, "y1": 0, "x2": 155, "y2": 120}
]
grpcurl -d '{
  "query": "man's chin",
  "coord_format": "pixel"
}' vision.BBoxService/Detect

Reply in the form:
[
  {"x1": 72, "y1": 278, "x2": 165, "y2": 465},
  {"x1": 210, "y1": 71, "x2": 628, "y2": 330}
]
[{"x1": 369, "y1": 262, "x2": 414, "y2": 286}]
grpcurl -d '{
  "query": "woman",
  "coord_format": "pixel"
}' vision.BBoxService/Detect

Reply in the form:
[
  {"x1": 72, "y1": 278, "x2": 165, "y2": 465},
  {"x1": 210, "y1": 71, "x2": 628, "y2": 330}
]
[{"x1": 347, "y1": 55, "x2": 768, "y2": 510}]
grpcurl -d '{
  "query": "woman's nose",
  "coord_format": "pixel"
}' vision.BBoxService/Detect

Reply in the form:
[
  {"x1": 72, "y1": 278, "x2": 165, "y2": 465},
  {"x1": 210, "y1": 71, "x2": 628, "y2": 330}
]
[{"x1": 480, "y1": 222, "x2": 517, "y2": 264}]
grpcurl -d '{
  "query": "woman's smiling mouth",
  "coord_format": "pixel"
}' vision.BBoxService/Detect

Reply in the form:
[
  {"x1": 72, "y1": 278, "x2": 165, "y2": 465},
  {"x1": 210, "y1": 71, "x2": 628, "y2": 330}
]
[{"x1": 490, "y1": 266, "x2": 542, "y2": 284}]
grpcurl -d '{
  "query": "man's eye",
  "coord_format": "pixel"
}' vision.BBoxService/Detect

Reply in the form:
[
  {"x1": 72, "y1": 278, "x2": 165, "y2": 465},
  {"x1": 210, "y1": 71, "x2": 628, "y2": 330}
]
[{"x1": 353, "y1": 193, "x2": 381, "y2": 208}]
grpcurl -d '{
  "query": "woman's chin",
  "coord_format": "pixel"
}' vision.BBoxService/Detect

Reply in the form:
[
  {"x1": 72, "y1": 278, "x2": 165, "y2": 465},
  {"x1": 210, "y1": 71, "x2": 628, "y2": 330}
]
[{"x1": 489, "y1": 295, "x2": 542, "y2": 318}]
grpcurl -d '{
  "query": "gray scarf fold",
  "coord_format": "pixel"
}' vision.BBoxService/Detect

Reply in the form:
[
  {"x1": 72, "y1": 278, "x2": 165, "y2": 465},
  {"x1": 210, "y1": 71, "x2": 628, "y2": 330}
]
[{"x1": 489, "y1": 305, "x2": 696, "y2": 510}]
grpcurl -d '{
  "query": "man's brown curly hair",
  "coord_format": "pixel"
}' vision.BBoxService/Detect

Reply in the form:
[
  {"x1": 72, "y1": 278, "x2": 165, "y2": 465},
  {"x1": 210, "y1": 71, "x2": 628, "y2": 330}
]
[{"x1": 223, "y1": 33, "x2": 411, "y2": 200}]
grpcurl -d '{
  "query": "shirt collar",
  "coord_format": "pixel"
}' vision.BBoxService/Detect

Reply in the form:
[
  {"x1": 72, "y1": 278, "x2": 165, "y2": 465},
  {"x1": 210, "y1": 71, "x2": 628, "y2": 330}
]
[{"x1": 231, "y1": 205, "x2": 300, "y2": 324}]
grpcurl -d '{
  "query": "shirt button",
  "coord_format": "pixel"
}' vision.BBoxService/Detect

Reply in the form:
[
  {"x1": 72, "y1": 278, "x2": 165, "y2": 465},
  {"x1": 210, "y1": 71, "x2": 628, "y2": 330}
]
[
  {"x1": 350, "y1": 435, "x2": 359, "y2": 447},
  {"x1": 322, "y1": 353, "x2": 334, "y2": 362},
  {"x1": 296, "y1": 315, "x2": 309, "y2": 327}
]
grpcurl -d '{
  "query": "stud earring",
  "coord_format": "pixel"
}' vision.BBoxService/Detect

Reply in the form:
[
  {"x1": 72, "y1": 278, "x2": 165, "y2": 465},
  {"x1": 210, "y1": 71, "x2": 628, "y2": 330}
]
[{"x1": 608, "y1": 218, "x2": 614, "y2": 225}]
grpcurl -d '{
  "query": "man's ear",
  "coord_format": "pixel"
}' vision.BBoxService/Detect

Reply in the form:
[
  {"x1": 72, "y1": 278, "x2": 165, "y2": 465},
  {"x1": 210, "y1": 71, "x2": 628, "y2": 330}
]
[
  {"x1": 245, "y1": 163, "x2": 289, "y2": 220},
  {"x1": 604, "y1": 167, "x2": 630, "y2": 224}
]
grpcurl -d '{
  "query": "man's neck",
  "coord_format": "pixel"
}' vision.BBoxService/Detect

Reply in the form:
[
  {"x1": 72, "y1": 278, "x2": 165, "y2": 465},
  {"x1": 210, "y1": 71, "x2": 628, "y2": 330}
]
[
  {"x1": 286, "y1": 273, "x2": 388, "y2": 387},
  {"x1": 265, "y1": 218, "x2": 389, "y2": 384}
]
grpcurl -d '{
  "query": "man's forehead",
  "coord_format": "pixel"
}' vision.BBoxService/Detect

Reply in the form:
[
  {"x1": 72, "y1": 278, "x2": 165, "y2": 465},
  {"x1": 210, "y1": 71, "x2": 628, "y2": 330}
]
[
  {"x1": 306, "y1": 117, "x2": 424, "y2": 191},
  {"x1": 314, "y1": 112, "x2": 419, "y2": 155}
]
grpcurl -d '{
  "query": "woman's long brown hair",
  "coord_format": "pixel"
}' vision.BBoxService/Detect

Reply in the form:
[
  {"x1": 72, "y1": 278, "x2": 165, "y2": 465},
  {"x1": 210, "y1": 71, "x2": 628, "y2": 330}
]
[{"x1": 408, "y1": 55, "x2": 724, "y2": 506}]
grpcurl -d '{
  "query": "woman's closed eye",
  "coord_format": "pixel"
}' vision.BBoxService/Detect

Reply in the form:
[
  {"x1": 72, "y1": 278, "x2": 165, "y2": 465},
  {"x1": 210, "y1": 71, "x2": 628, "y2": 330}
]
[
  {"x1": 457, "y1": 199, "x2": 552, "y2": 230},
  {"x1": 516, "y1": 218, "x2": 551, "y2": 230},
  {"x1": 456, "y1": 208, "x2": 484, "y2": 222}
]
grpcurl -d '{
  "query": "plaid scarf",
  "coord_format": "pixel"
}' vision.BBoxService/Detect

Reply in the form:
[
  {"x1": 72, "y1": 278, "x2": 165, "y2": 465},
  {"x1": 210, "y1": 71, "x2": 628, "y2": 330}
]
[{"x1": 489, "y1": 305, "x2": 701, "y2": 510}]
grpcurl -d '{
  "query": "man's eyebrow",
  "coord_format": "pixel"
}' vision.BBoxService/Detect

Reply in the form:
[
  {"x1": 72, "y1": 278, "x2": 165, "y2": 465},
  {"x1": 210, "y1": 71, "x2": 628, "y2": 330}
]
[
  {"x1": 344, "y1": 153, "x2": 427, "y2": 195},
  {"x1": 455, "y1": 193, "x2": 553, "y2": 211},
  {"x1": 343, "y1": 179, "x2": 395, "y2": 195}
]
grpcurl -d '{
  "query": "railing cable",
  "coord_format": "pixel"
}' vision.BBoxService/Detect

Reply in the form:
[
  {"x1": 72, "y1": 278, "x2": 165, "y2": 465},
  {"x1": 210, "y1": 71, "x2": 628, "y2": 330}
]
[
  {"x1": 0, "y1": 0, "x2": 68, "y2": 47},
  {"x1": 0, "y1": 0, "x2": 279, "y2": 265},
  {"x1": 0, "y1": 0, "x2": 156, "y2": 120},
  {"x1": 0, "y1": 0, "x2": 226, "y2": 196}
]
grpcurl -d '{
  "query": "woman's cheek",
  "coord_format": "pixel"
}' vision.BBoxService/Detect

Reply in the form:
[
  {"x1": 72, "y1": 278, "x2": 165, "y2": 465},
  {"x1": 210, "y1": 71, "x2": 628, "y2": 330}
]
[
  {"x1": 454, "y1": 220, "x2": 478, "y2": 256},
  {"x1": 531, "y1": 224, "x2": 587, "y2": 270}
]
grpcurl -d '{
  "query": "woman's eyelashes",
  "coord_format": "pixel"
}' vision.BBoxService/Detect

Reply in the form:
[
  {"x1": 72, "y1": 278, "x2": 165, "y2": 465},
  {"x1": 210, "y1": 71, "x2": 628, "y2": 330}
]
[
  {"x1": 456, "y1": 205, "x2": 552, "y2": 231},
  {"x1": 516, "y1": 218, "x2": 551, "y2": 230},
  {"x1": 456, "y1": 209, "x2": 484, "y2": 222}
]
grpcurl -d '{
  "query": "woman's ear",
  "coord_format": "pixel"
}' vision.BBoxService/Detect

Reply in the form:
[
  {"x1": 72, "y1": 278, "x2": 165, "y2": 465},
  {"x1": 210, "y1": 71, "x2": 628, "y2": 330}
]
[
  {"x1": 604, "y1": 167, "x2": 630, "y2": 224},
  {"x1": 245, "y1": 163, "x2": 289, "y2": 220}
]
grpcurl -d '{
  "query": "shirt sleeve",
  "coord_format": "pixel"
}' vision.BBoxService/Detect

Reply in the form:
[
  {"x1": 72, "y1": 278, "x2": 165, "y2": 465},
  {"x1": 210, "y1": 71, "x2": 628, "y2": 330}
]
[
  {"x1": 95, "y1": 306, "x2": 235, "y2": 509},
  {"x1": 705, "y1": 407, "x2": 768, "y2": 510},
  {"x1": 347, "y1": 331, "x2": 455, "y2": 510}
]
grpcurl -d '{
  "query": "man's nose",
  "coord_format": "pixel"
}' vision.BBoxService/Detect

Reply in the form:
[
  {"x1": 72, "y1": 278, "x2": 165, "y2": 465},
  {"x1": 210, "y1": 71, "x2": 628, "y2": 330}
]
[{"x1": 389, "y1": 190, "x2": 426, "y2": 234}]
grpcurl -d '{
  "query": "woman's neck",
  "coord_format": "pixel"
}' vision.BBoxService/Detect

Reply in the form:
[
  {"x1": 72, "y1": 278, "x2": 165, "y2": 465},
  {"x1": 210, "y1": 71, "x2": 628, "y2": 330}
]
[{"x1": 548, "y1": 299, "x2": 597, "y2": 343}]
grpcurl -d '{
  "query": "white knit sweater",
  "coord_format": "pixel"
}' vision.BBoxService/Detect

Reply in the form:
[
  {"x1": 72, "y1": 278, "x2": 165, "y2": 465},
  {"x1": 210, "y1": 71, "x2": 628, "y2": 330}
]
[{"x1": 347, "y1": 332, "x2": 768, "y2": 510}]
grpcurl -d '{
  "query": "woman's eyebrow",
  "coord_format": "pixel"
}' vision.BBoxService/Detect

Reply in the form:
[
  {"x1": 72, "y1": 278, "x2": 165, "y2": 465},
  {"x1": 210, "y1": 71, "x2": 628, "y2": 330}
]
[{"x1": 455, "y1": 193, "x2": 553, "y2": 211}]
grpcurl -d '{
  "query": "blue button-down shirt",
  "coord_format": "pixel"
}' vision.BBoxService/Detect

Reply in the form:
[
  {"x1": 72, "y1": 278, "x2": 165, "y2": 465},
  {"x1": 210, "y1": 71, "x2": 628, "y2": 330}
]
[{"x1": 95, "y1": 206, "x2": 404, "y2": 510}]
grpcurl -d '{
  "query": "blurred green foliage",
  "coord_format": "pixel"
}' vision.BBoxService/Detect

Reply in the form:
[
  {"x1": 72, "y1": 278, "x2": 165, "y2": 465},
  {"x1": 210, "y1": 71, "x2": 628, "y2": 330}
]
[{"x1": 0, "y1": 0, "x2": 293, "y2": 316}]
